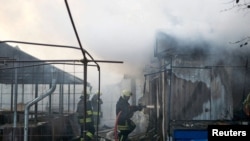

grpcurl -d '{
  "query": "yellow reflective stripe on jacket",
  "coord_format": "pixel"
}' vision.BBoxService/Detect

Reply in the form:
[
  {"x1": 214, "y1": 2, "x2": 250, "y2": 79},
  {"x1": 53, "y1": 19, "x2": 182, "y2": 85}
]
[
  {"x1": 117, "y1": 125, "x2": 129, "y2": 130},
  {"x1": 79, "y1": 117, "x2": 92, "y2": 123},
  {"x1": 87, "y1": 110, "x2": 92, "y2": 115},
  {"x1": 93, "y1": 111, "x2": 101, "y2": 115},
  {"x1": 86, "y1": 131, "x2": 94, "y2": 139},
  {"x1": 77, "y1": 110, "x2": 93, "y2": 116}
]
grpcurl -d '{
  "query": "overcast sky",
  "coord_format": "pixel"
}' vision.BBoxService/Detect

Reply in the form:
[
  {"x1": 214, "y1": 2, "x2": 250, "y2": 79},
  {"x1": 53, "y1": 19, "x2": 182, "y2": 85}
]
[{"x1": 1, "y1": 0, "x2": 250, "y2": 89}]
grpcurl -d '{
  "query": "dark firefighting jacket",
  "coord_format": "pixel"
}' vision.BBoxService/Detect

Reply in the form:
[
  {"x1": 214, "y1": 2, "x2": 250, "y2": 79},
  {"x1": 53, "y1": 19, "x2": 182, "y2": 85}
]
[
  {"x1": 76, "y1": 98, "x2": 94, "y2": 124},
  {"x1": 91, "y1": 94, "x2": 103, "y2": 116},
  {"x1": 116, "y1": 96, "x2": 138, "y2": 130}
]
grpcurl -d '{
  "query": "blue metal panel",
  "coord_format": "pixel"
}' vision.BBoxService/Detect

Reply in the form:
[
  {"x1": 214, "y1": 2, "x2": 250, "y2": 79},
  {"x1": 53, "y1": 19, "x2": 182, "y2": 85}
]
[{"x1": 174, "y1": 129, "x2": 208, "y2": 141}]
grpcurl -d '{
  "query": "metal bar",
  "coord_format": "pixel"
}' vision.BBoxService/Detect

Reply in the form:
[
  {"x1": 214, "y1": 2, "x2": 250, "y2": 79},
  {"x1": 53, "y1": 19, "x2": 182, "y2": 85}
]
[
  {"x1": 35, "y1": 83, "x2": 38, "y2": 122},
  {"x1": 11, "y1": 83, "x2": 13, "y2": 111},
  {"x1": 0, "y1": 40, "x2": 81, "y2": 50},
  {"x1": 24, "y1": 79, "x2": 57, "y2": 141},
  {"x1": 13, "y1": 66, "x2": 18, "y2": 127},
  {"x1": 64, "y1": 0, "x2": 84, "y2": 55},
  {"x1": 22, "y1": 84, "x2": 24, "y2": 104},
  {"x1": 49, "y1": 83, "x2": 52, "y2": 115},
  {"x1": 0, "y1": 40, "x2": 105, "y2": 67},
  {"x1": 0, "y1": 40, "x2": 103, "y2": 68},
  {"x1": 73, "y1": 66, "x2": 76, "y2": 111},
  {"x1": 73, "y1": 84, "x2": 76, "y2": 111},
  {"x1": 83, "y1": 61, "x2": 88, "y2": 140},
  {"x1": 167, "y1": 57, "x2": 172, "y2": 140},
  {"x1": 0, "y1": 60, "x2": 123, "y2": 72},
  {"x1": 0, "y1": 62, "x2": 96, "y2": 70},
  {"x1": 64, "y1": 1, "x2": 100, "y2": 140},
  {"x1": 13, "y1": 65, "x2": 18, "y2": 140},
  {"x1": 1, "y1": 59, "x2": 123, "y2": 63},
  {"x1": 68, "y1": 84, "x2": 70, "y2": 113},
  {"x1": 59, "y1": 83, "x2": 64, "y2": 114},
  {"x1": 96, "y1": 66, "x2": 101, "y2": 140}
]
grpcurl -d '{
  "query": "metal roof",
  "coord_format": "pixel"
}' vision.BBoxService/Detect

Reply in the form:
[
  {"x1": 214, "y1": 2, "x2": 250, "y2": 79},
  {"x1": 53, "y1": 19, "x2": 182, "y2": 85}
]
[{"x1": 0, "y1": 43, "x2": 87, "y2": 85}]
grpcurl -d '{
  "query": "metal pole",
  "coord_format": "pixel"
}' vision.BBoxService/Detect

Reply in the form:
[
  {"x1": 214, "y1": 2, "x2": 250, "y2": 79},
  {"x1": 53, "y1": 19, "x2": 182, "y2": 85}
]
[
  {"x1": 96, "y1": 66, "x2": 100, "y2": 140},
  {"x1": 24, "y1": 79, "x2": 57, "y2": 141},
  {"x1": 13, "y1": 64, "x2": 18, "y2": 141},
  {"x1": 167, "y1": 57, "x2": 172, "y2": 140},
  {"x1": 35, "y1": 83, "x2": 38, "y2": 122},
  {"x1": 68, "y1": 84, "x2": 70, "y2": 113},
  {"x1": 13, "y1": 66, "x2": 18, "y2": 128},
  {"x1": 83, "y1": 59, "x2": 88, "y2": 140},
  {"x1": 59, "y1": 83, "x2": 64, "y2": 114},
  {"x1": 49, "y1": 83, "x2": 52, "y2": 115}
]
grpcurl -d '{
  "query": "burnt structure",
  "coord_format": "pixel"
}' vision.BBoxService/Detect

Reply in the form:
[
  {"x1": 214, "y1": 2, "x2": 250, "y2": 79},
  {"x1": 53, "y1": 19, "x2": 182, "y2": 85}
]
[
  {"x1": 142, "y1": 32, "x2": 250, "y2": 140},
  {"x1": 0, "y1": 43, "x2": 90, "y2": 141}
]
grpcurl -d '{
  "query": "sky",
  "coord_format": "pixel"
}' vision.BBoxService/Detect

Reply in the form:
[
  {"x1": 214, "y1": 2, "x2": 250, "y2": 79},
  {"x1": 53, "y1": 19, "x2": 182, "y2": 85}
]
[{"x1": 1, "y1": 0, "x2": 250, "y2": 89}]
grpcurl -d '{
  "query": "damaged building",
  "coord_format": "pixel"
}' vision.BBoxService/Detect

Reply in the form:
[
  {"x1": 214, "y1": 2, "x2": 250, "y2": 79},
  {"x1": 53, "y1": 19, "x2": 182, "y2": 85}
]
[
  {"x1": 0, "y1": 43, "x2": 92, "y2": 141},
  {"x1": 1, "y1": 31, "x2": 250, "y2": 141},
  {"x1": 141, "y1": 31, "x2": 250, "y2": 140}
]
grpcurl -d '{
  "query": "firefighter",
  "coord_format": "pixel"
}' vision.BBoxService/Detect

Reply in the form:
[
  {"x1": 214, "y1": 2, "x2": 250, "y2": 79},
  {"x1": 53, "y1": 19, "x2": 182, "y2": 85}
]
[
  {"x1": 91, "y1": 91, "x2": 103, "y2": 129},
  {"x1": 116, "y1": 89, "x2": 143, "y2": 141},
  {"x1": 76, "y1": 91, "x2": 95, "y2": 141}
]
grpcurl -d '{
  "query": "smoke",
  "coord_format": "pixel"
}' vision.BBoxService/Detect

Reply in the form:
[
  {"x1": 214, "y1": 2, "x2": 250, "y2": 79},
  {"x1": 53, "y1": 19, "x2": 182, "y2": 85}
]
[{"x1": 1, "y1": 0, "x2": 250, "y2": 87}]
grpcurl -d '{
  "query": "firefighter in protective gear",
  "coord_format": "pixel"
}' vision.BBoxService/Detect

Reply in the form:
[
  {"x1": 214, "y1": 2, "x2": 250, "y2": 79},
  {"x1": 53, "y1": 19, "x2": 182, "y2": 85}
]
[
  {"x1": 91, "y1": 91, "x2": 103, "y2": 129},
  {"x1": 76, "y1": 91, "x2": 95, "y2": 141},
  {"x1": 116, "y1": 89, "x2": 143, "y2": 141}
]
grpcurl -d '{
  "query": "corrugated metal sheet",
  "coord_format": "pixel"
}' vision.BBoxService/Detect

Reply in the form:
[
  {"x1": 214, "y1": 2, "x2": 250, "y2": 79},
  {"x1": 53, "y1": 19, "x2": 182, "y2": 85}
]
[
  {"x1": 142, "y1": 32, "x2": 250, "y2": 140},
  {"x1": 0, "y1": 43, "x2": 85, "y2": 85}
]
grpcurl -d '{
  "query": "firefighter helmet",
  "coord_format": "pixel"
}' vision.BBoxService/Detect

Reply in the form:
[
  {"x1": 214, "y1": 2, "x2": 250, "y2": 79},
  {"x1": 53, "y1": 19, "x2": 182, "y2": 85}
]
[
  {"x1": 122, "y1": 89, "x2": 132, "y2": 97},
  {"x1": 95, "y1": 91, "x2": 102, "y2": 95}
]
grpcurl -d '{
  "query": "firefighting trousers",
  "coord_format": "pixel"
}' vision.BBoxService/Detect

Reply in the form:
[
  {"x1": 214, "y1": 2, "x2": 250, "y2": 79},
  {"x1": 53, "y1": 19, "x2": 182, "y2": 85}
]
[
  {"x1": 117, "y1": 119, "x2": 136, "y2": 141},
  {"x1": 79, "y1": 123, "x2": 95, "y2": 141}
]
